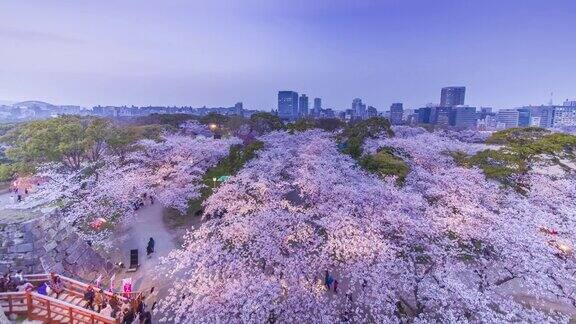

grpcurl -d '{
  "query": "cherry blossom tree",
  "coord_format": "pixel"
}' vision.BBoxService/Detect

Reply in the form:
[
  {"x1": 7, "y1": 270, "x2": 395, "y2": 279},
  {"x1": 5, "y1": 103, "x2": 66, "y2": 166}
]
[
  {"x1": 159, "y1": 129, "x2": 574, "y2": 323},
  {"x1": 180, "y1": 120, "x2": 212, "y2": 137},
  {"x1": 14, "y1": 132, "x2": 241, "y2": 246}
]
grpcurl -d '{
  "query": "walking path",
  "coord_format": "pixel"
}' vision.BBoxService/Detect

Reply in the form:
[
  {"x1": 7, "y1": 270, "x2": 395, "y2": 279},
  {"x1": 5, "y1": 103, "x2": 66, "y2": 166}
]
[
  {"x1": 111, "y1": 202, "x2": 177, "y2": 294},
  {"x1": 0, "y1": 190, "x2": 35, "y2": 224}
]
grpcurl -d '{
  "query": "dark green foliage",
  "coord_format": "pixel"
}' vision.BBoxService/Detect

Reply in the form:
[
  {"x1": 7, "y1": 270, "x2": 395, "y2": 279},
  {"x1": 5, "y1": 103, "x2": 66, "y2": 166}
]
[
  {"x1": 340, "y1": 117, "x2": 394, "y2": 159},
  {"x1": 0, "y1": 116, "x2": 168, "y2": 182},
  {"x1": 0, "y1": 163, "x2": 34, "y2": 183},
  {"x1": 485, "y1": 127, "x2": 550, "y2": 145},
  {"x1": 344, "y1": 137, "x2": 364, "y2": 159},
  {"x1": 469, "y1": 149, "x2": 526, "y2": 179},
  {"x1": 359, "y1": 147, "x2": 410, "y2": 184},
  {"x1": 342, "y1": 117, "x2": 394, "y2": 142},
  {"x1": 5, "y1": 116, "x2": 96, "y2": 170},
  {"x1": 186, "y1": 140, "x2": 265, "y2": 216},
  {"x1": 337, "y1": 117, "x2": 405, "y2": 183},
  {"x1": 287, "y1": 118, "x2": 346, "y2": 133},
  {"x1": 315, "y1": 118, "x2": 346, "y2": 132},
  {"x1": 448, "y1": 151, "x2": 469, "y2": 167},
  {"x1": 450, "y1": 128, "x2": 576, "y2": 192},
  {"x1": 249, "y1": 112, "x2": 284, "y2": 134},
  {"x1": 214, "y1": 140, "x2": 265, "y2": 175},
  {"x1": 286, "y1": 118, "x2": 317, "y2": 133},
  {"x1": 200, "y1": 113, "x2": 230, "y2": 126}
]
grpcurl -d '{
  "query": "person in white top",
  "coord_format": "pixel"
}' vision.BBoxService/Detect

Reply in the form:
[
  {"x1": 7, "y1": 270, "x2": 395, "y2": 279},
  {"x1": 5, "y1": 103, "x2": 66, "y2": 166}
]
[{"x1": 100, "y1": 303, "x2": 113, "y2": 317}]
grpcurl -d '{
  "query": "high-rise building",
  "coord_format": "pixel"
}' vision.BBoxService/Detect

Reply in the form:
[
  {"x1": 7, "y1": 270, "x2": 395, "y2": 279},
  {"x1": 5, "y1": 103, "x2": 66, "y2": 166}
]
[
  {"x1": 313, "y1": 98, "x2": 322, "y2": 116},
  {"x1": 563, "y1": 99, "x2": 576, "y2": 107},
  {"x1": 299, "y1": 94, "x2": 309, "y2": 117},
  {"x1": 234, "y1": 102, "x2": 243, "y2": 116},
  {"x1": 367, "y1": 106, "x2": 378, "y2": 118},
  {"x1": 278, "y1": 91, "x2": 299, "y2": 120},
  {"x1": 440, "y1": 87, "x2": 466, "y2": 107},
  {"x1": 517, "y1": 105, "x2": 554, "y2": 128},
  {"x1": 517, "y1": 108, "x2": 531, "y2": 127},
  {"x1": 389, "y1": 103, "x2": 403, "y2": 125},
  {"x1": 537, "y1": 106, "x2": 555, "y2": 128},
  {"x1": 530, "y1": 116, "x2": 542, "y2": 127},
  {"x1": 477, "y1": 107, "x2": 495, "y2": 122},
  {"x1": 553, "y1": 106, "x2": 576, "y2": 127},
  {"x1": 435, "y1": 107, "x2": 453, "y2": 126},
  {"x1": 497, "y1": 109, "x2": 519, "y2": 128},
  {"x1": 352, "y1": 98, "x2": 366, "y2": 119},
  {"x1": 417, "y1": 107, "x2": 432, "y2": 124},
  {"x1": 454, "y1": 106, "x2": 477, "y2": 128}
]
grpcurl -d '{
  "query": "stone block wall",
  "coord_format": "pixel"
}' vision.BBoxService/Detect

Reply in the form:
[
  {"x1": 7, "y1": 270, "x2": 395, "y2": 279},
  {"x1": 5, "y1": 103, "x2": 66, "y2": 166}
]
[{"x1": 0, "y1": 212, "x2": 113, "y2": 282}]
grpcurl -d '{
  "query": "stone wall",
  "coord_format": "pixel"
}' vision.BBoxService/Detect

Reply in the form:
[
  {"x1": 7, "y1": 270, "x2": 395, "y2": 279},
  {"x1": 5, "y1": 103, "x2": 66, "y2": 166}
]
[{"x1": 0, "y1": 212, "x2": 113, "y2": 281}]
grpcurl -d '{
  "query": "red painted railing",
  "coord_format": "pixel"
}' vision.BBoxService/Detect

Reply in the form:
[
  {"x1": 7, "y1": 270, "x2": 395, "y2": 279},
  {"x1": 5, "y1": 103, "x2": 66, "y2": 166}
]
[{"x1": 0, "y1": 273, "x2": 144, "y2": 323}]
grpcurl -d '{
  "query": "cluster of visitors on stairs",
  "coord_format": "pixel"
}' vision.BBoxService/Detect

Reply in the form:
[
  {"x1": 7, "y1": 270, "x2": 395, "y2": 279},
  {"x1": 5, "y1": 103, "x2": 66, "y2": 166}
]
[
  {"x1": 83, "y1": 284, "x2": 157, "y2": 324},
  {"x1": 2, "y1": 271, "x2": 158, "y2": 323},
  {"x1": 0, "y1": 270, "x2": 33, "y2": 292}
]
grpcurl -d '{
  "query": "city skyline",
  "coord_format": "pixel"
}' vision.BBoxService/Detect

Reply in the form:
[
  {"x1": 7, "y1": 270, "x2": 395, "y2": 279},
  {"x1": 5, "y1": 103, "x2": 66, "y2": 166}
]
[
  {"x1": 1, "y1": 0, "x2": 575, "y2": 109},
  {"x1": 2, "y1": 87, "x2": 576, "y2": 113}
]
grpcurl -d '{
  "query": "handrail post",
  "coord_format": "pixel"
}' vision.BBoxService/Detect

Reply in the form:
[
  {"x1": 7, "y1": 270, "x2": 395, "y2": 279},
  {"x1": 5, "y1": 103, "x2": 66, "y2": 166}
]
[
  {"x1": 8, "y1": 294, "x2": 13, "y2": 313},
  {"x1": 91, "y1": 313, "x2": 95, "y2": 324},
  {"x1": 46, "y1": 300, "x2": 51, "y2": 320},
  {"x1": 26, "y1": 292, "x2": 33, "y2": 319},
  {"x1": 69, "y1": 306, "x2": 74, "y2": 322}
]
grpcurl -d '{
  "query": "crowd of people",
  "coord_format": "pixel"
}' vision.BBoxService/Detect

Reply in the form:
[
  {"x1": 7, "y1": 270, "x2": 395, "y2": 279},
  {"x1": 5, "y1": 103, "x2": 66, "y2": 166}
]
[
  {"x1": 0, "y1": 270, "x2": 26, "y2": 292},
  {"x1": 6, "y1": 186, "x2": 29, "y2": 203},
  {"x1": 1, "y1": 271, "x2": 157, "y2": 323},
  {"x1": 0, "y1": 272, "x2": 68, "y2": 297},
  {"x1": 132, "y1": 193, "x2": 155, "y2": 211},
  {"x1": 82, "y1": 284, "x2": 156, "y2": 323}
]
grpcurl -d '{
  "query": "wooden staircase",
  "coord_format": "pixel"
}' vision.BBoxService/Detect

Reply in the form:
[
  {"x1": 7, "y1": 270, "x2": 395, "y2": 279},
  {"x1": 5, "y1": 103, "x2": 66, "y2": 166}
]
[{"x1": 1, "y1": 274, "x2": 126, "y2": 324}]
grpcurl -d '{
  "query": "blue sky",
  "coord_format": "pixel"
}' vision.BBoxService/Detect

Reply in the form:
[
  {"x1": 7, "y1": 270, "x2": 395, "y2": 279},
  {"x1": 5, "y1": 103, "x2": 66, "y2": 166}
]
[{"x1": 0, "y1": 0, "x2": 575, "y2": 110}]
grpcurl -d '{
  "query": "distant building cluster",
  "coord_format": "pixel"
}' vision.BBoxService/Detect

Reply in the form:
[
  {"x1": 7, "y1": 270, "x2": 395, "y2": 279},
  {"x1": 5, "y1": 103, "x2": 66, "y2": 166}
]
[
  {"x1": 277, "y1": 91, "x2": 384, "y2": 121},
  {"x1": 277, "y1": 91, "x2": 333, "y2": 120},
  {"x1": 3, "y1": 88, "x2": 576, "y2": 131},
  {"x1": 403, "y1": 88, "x2": 576, "y2": 130},
  {"x1": 0, "y1": 101, "x2": 256, "y2": 122},
  {"x1": 91, "y1": 103, "x2": 252, "y2": 118}
]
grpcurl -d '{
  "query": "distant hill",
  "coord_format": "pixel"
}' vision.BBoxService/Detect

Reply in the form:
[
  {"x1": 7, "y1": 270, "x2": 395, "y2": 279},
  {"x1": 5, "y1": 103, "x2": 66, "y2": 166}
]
[{"x1": 12, "y1": 101, "x2": 55, "y2": 109}]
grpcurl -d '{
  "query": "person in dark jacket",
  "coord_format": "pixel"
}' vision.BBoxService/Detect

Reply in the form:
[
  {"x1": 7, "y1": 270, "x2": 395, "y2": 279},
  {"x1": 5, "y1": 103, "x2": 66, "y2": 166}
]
[
  {"x1": 146, "y1": 237, "x2": 155, "y2": 258},
  {"x1": 122, "y1": 309, "x2": 135, "y2": 324},
  {"x1": 84, "y1": 285, "x2": 96, "y2": 310}
]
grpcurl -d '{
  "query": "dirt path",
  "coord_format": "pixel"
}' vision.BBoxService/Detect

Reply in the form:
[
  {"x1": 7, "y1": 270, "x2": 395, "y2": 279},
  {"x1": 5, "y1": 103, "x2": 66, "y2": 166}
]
[
  {"x1": 109, "y1": 203, "x2": 178, "y2": 294},
  {"x1": 0, "y1": 190, "x2": 40, "y2": 223}
]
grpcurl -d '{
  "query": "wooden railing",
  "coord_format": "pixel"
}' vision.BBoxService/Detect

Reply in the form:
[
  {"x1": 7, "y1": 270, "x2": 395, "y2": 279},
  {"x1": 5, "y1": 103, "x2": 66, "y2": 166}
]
[
  {"x1": 1, "y1": 291, "x2": 118, "y2": 323},
  {"x1": 19, "y1": 273, "x2": 131, "y2": 302},
  {"x1": 0, "y1": 292, "x2": 27, "y2": 314},
  {"x1": 1, "y1": 273, "x2": 144, "y2": 323}
]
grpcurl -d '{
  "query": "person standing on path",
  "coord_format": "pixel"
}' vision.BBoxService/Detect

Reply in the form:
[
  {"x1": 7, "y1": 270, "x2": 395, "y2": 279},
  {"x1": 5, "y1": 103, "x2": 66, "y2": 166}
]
[
  {"x1": 333, "y1": 279, "x2": 339, "y2": 294},
  {"x1": 324, "y1": 271, "x2": 333, "y2": 290},
  {"x1": 146, "y1": 237, "x2": 155, "y2": 258}
]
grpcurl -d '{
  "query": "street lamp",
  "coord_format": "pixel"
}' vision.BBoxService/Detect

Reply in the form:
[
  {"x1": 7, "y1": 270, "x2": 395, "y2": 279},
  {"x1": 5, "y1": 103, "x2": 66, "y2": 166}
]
[
  {"x1": 209, "y1": 123, "x2": 219, "y2": 139},
  {"x1": 212, "y1": 177, "x2": 217, "y2": 189}
]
